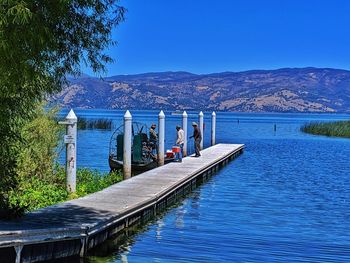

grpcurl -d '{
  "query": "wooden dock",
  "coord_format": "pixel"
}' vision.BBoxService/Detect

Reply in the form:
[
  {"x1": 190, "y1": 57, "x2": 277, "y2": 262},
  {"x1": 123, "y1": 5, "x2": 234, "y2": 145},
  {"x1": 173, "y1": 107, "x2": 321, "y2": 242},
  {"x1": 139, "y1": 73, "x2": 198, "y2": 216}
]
[{"x1": 0, "y1": 143, "x2": 244, "y2": 263}]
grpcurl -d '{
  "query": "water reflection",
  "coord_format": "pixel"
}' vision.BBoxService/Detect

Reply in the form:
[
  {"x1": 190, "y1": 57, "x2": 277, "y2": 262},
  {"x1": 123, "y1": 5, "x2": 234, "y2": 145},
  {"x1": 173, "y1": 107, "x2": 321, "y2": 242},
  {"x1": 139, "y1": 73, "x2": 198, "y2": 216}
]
[
  {"x1": 174, "y1": 202, "x2": 186, "y2": 229},
  {"x1": 119, "y1": 243, "x2": 130, "y2": 263},
  {"x1": 156, "y1": 219, "x2": 164, "y2": 241}
]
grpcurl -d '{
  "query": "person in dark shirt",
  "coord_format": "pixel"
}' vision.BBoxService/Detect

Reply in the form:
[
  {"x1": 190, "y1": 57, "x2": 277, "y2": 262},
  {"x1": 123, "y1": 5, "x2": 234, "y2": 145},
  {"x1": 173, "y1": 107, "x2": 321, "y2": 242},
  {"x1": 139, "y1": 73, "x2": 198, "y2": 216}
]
[
  {"x1": 190, "y1": 122, "x2": 201, "y2": 157},
  {"x1": 149, "y1": 123, "x2": 158, "y2": 157}
]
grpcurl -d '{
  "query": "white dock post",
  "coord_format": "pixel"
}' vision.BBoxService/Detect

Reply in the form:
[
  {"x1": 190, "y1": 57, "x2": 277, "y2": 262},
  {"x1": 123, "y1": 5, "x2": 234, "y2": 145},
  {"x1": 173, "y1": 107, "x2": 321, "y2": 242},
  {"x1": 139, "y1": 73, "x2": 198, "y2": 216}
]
[
  {"x1": 65, "y1": 109, "x2": 77, "y2": 193},
  {"x1": 123, "y1": 110, "x2": 132, "y2": 179},
  {"x1": 199, "y1": 111, "x2": 204, "y2": 150},
  {"x1": 182, "y1": 111, "x2": 188, "y2": 157},
  {"x1": 158, "y1": 110, "x2": 165, "y2": 166},
  {"x1": 211, "y1": 111, "x2": 216, "y2": 146}
]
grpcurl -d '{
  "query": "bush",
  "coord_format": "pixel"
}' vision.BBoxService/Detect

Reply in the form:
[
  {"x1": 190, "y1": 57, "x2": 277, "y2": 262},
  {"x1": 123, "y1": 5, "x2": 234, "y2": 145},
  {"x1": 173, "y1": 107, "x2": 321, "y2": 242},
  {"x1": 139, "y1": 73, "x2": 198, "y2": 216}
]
[
  {"x1": 16, "y1": 105, "x2": 63, "y2": 180},
  {"x1": 8, "y1": 176, "x2": 68, "y2": 212},
  {"x1": 9, "y1": 165, "x2": 122, "y2": 213},
  {"x1": 76, "y1": 168, "x2": 122, "y2": 196}
]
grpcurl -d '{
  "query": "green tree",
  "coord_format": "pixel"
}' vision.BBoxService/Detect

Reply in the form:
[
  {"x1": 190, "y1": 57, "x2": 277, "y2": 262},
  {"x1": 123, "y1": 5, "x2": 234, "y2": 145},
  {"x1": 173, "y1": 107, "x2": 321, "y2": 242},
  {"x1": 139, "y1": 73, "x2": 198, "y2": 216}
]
[{"x1": 0, "y1": 0, "x2": 125, "y2": 217}]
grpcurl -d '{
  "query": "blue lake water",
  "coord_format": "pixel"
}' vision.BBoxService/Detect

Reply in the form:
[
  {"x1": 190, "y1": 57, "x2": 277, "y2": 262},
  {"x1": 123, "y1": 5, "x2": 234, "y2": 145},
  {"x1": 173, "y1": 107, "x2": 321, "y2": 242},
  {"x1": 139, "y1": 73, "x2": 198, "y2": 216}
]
[{"x1": 59, "y1": 110, "x2": 350, "y2": 262}]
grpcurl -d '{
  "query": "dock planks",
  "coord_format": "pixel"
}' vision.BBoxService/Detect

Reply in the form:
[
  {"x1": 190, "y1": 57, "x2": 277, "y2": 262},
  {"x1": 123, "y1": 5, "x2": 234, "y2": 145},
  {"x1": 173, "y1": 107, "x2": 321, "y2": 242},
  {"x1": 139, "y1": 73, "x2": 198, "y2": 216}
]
[{"x1": 0, "y1": 143, "x2": 244, "y2": 262}]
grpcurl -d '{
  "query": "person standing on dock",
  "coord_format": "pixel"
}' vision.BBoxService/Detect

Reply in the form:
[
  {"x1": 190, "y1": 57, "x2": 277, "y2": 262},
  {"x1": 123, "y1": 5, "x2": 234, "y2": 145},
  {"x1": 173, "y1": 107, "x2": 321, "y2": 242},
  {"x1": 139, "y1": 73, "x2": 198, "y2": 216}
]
[
  {"x1": 190, "y1": 122, "x2": 202, "y2": 157},
  {"x1": 175, "y1": 125, "x2": 185, "y2": 162},
  {"x1": 149, "y1": 123, "x2": 158, "y2": 157}
]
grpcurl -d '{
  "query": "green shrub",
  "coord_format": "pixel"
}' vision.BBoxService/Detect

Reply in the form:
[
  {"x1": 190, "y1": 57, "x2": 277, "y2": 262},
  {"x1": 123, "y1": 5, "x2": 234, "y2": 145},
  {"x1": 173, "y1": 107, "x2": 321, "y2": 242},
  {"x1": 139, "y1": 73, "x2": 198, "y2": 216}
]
[
  {"x1": 16, "y1": 105, "x2": 63, "y2": 180},
  {"x1": 8, "y1": 176, "x2": 68, "y2": 212},
  {"x1": 76, "y1": 168, "x2": 122, "y2": 196},
  {"x1": 9, "y1": 165, "x2": 122, "y2": 213},
  {"x1": 1, "y1": 104, "x2": 62, "y2": 218}
]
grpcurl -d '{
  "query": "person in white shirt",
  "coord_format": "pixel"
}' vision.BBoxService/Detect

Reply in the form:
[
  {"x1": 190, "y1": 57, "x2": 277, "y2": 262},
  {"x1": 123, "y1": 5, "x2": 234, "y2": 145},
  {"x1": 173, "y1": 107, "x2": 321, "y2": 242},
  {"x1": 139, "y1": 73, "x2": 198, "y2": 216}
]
[{"x1": 175, "y1": 125, "x2": 185, "y2": 162}]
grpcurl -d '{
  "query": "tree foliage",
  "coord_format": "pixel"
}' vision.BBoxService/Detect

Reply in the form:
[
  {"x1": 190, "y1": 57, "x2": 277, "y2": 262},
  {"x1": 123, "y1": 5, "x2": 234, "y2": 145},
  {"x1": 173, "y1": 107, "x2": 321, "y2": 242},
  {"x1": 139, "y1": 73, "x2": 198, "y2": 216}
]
[{"x1": 0, "y1": 0, "x2": 125, "y2": 217}]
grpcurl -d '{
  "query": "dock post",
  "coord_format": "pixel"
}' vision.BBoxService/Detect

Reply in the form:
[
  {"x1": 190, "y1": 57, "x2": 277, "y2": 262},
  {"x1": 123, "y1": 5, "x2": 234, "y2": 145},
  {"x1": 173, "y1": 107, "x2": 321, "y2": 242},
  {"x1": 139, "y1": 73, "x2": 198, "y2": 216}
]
[
  {"x1": 123, "y1": 110, "x2": 132, "y2": 179},
  {"x1": 199, "y1": 111, "x2": 204, "y2": 150},
  {"x1": 182, "y1": 111, "x2": 188, "y2": 157},
  {"x1": 63, "y1": 109, "x2": 77, "y2": 193},
  {"x1": 158, "y1": 110, "x2": 165, "y2": 166},
  {"x1": 211, "y1": 111, "x2": 216, "y2": 146}
]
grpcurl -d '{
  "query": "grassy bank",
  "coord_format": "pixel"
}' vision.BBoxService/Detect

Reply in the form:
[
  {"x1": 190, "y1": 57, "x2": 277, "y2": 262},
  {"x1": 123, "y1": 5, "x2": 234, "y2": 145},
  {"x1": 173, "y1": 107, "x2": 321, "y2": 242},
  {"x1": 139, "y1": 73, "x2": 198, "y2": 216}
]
[
  {"x1": 9, "y1": 167, "x2": 122, "y2": 214},
  {"x1": 301, "y1": 121, "x2": 350, "y2": 138}
]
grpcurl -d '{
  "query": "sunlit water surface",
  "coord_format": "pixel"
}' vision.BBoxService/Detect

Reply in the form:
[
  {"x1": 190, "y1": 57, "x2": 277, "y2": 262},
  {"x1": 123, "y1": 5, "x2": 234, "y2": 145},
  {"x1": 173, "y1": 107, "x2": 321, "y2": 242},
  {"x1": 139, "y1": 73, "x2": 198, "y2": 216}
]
[{"x1": 58, "y1": 110, "x2": 350, "y2": 262}]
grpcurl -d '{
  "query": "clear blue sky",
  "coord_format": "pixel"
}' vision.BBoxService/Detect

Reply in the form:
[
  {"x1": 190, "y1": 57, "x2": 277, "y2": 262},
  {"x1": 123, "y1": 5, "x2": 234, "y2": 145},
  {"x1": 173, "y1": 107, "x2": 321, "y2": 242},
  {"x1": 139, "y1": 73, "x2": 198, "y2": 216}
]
[{"x1": 85, "y1": 0, "x2": 350, "y2": 76}]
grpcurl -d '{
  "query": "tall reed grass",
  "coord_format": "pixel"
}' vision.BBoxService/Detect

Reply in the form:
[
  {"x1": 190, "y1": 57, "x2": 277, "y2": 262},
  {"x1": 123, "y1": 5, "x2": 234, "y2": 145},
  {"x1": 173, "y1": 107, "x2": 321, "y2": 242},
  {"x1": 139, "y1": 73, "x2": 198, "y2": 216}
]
[
  {"x1": 301, "y1": 121, "x2": 350, "y2": 138},
  {"x1": 78, "y1": 118, "x2": 113, "y2": 130}
]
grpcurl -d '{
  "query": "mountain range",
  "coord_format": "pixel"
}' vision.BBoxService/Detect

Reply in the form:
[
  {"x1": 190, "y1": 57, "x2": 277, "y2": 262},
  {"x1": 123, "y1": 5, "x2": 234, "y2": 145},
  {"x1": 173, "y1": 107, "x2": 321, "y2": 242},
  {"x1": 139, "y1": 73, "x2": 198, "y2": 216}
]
[{"x1": 50, "y1": 67, "x2": 350, "y2": 112}]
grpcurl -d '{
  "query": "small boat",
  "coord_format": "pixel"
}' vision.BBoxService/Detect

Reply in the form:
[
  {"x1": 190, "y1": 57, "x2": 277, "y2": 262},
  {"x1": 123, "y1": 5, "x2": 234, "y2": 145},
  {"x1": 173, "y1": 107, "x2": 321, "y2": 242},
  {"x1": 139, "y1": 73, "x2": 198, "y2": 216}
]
[{"x1": 108, "y1": 122, "x2": 175, "y2": 172}]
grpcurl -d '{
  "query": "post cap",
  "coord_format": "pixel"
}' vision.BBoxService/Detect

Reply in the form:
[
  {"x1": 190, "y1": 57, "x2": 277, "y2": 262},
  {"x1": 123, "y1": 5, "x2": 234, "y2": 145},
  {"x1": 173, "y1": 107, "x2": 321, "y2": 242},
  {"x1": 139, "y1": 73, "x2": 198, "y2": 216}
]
[
  {"x1": 159, "y1": 110, "x2": 165, "y2": 118},
  {"x1": 212, "y1": 111, "x2": 216, "y2": 116},
  {"x1": 124, "y1": 110, "x2": 132, "y2": 120},
  {"x1": 66, "y1": 109, "x2": 77, "y2": 122},
  {"x1": 182, "y1": 111, "x2": 188, "y2": 117},
  {"x1": 199, "y1": 111, "x2": 204, "y2": 117}
]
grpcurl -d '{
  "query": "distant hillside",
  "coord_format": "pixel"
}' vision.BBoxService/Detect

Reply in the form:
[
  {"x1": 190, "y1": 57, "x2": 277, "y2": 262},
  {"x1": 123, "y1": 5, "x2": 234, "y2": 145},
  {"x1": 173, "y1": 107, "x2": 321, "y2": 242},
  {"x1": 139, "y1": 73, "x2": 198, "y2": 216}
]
[{"x1": 50, "y1": 67, "x2": 350, "y2": 112}]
